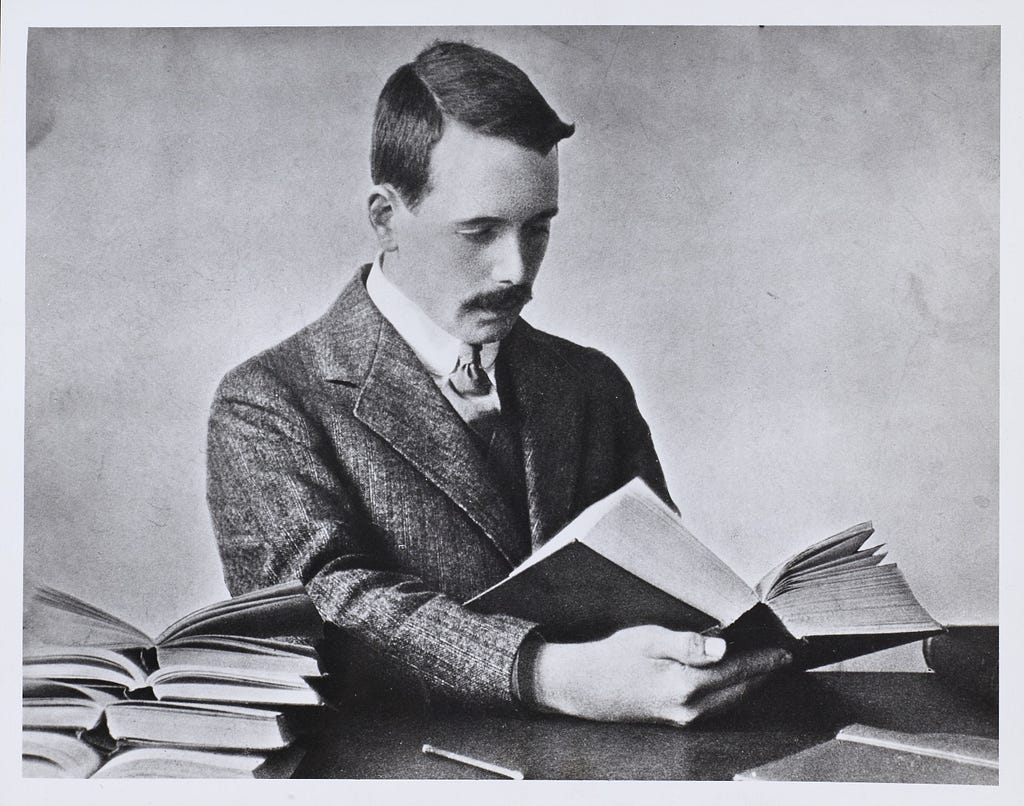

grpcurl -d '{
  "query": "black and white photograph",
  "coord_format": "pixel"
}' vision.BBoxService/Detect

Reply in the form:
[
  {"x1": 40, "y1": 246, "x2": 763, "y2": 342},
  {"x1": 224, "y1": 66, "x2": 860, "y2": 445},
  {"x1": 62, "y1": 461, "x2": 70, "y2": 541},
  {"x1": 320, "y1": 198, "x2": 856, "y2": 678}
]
[{"x1": 3, "y1": 1, "x2": 1018, "y2": 802}]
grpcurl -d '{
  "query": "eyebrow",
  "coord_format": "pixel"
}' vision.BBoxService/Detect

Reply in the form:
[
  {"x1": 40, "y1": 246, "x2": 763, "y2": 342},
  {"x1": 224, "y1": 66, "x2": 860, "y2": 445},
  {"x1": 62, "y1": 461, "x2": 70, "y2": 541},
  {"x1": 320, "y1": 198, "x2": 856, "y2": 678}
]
[{"x1": 453, "y1": 208, "x2": 560, "y2": 228}]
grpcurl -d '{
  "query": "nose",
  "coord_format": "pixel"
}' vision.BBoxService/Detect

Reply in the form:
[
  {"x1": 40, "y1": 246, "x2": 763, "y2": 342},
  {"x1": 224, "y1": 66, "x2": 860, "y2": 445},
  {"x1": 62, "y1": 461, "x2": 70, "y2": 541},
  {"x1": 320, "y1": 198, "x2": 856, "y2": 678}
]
[{"x1": 491, "y1": 233, "x2": 531, "y2": 286}]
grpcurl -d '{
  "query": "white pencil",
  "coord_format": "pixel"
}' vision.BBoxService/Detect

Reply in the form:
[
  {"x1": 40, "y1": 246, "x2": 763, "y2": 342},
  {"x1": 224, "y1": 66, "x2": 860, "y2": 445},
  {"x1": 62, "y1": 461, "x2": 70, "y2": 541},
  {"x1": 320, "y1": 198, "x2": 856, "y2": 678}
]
[{"x1": 421, "y1": 743, "x2": 525, "y2": 780}]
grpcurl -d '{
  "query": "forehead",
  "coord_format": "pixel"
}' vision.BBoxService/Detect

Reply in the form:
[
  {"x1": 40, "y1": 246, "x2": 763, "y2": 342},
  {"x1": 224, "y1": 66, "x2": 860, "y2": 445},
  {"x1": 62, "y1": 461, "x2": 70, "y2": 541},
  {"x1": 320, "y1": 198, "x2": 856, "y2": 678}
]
[{"x1": 421, "y1": 121, "x2": 560, "y2": 218}]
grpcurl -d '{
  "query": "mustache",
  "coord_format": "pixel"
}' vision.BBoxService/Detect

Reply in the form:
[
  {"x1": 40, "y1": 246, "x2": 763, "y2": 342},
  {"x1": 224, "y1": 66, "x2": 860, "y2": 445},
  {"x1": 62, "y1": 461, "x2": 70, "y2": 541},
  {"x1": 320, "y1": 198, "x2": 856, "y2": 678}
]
[{"x1": 464, "y1": 284, "x2": 534, "y2": 311}]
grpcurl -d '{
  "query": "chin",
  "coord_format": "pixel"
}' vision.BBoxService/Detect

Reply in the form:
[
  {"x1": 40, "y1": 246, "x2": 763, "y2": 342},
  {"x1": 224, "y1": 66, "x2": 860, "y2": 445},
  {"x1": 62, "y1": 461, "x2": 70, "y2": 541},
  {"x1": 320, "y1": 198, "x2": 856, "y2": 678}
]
[{"x1": 460, "y1": 311, "x2": 519, "y2": 344}]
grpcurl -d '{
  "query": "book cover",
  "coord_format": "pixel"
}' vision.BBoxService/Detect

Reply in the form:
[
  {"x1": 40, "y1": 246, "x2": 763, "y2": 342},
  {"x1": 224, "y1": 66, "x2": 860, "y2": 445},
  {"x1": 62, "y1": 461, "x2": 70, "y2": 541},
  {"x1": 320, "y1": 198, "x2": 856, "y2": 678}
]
[{"x1": 734, "y1": 723, "x2": 998, "y2": 785}]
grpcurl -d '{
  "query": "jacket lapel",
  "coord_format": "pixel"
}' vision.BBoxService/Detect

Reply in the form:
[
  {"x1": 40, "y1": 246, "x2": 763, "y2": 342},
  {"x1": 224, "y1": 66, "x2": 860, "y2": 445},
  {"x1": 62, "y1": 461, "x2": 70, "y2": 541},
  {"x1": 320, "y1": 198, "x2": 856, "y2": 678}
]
[
  {"x1": 312, "y1": 269, "x2": 525, "y2": 568},
  {"x1": 501, "y1": 321, "x2": 584, "y2": 547}
]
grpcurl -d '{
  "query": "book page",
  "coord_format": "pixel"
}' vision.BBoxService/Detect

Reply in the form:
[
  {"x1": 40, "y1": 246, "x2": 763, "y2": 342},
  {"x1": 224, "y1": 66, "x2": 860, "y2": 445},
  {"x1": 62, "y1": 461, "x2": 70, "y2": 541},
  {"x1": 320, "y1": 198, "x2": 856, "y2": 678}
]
[
  {"x1": 23, "y1": 679, "x2": 123, "y2": 705},
  {"x1": 766, "y1": 564, "x2": 940, "y2": 637},
  {"x1": 149, "y1": 676, "x2": 323, "y2": 706},
  {"x1": 23, "y1": 730, "x2": 106, "y2": 778},
  {"x1": 767, "y1": 546, "x2": 887, "y2": 597},
  {"x1": 755, "y1": 522, "x2": 876, "y2": 599},
  {"x1": 158, "y1": 635, "x2": 318, "y2": 655},
  {"x1": 23, "y1": 647, "x2": 150, "y2": 688},
  {"x1": 24, "y1": 583, "x2": 152, "y2": 649},
  {"x1": 107, "y1": 700, "x2": 287, "y2": 718},
  {"x1": 155, "y1": 581, "x2": 321, "y2": 644},
  {"x1": 579, "y1": 479, "x2": 757, "y2": 626},
  {"x1": 468, "y1": 478, "x2": 757, "y2": 626}
]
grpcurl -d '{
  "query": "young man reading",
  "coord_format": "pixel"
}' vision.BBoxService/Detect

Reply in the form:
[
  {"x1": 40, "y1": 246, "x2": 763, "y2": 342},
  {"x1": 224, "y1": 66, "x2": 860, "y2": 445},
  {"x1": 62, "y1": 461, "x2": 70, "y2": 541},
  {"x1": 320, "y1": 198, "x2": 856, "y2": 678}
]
[{"x1": 206, "y1": 41, "x2": 790, "y2": 725}]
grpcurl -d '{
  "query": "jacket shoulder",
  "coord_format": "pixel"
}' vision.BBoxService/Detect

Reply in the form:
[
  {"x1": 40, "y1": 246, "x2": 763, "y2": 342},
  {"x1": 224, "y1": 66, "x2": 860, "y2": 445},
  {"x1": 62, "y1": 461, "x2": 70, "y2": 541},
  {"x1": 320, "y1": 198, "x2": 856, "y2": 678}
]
[
  {"x1": 214, "y1": 324, "x2": 318, "y2": 403},
  {"x1": 515, "y1": 320, "x2": 632, "y2": 388},
  {"x1": 214, "y1": 267, "x2": 374, "y2": 400}
]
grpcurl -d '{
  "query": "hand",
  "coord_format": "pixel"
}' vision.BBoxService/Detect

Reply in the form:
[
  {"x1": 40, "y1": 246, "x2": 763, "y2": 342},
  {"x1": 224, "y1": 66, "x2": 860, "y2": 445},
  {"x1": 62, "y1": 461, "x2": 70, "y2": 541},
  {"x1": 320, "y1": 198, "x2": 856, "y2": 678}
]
[{"x1": 529, "y1": 625, "x2": 791, "y2": 726}]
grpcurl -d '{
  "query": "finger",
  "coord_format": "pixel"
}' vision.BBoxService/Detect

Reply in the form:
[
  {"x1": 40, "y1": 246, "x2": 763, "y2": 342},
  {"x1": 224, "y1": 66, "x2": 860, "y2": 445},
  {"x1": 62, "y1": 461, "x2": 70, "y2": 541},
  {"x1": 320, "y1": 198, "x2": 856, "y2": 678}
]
[
  {"x1": 678, "y1": 647, "x2": 791, "y2": 699},
  {"x1": 661, "y1": 675, "x2": 768, "y2": 727},
  {"x1": 691, "y1": 671, "x2": 772, "y2": 717},
  {"x1": 643, "y1": 628, "x2": 728, "y2": 667},
  {"x1": 702, "y1": 646, "x2": 792, "y2": 684}
]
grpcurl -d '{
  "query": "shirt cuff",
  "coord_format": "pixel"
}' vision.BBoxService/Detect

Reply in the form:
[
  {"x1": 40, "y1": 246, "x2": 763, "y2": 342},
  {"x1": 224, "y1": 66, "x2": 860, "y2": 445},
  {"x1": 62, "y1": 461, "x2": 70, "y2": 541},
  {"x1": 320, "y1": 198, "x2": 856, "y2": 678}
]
[{"x1": 510, "y1": 630, "x2": 546, "y2": 711}]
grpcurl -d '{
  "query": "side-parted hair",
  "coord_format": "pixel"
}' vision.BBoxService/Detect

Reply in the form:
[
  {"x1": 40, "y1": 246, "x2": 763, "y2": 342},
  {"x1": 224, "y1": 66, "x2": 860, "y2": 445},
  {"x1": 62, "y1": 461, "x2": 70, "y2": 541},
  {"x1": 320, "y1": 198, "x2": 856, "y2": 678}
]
[{"x1": 371, "y1": 41, "x2": 575, "y2": 208}]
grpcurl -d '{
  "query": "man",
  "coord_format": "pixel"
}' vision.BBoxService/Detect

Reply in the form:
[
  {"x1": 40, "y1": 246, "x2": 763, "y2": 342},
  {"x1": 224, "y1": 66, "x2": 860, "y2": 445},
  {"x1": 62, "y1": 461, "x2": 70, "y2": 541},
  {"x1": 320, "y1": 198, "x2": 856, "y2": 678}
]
[{"x1": 207, "y1": 41, "x2": 789, "y2": 725}]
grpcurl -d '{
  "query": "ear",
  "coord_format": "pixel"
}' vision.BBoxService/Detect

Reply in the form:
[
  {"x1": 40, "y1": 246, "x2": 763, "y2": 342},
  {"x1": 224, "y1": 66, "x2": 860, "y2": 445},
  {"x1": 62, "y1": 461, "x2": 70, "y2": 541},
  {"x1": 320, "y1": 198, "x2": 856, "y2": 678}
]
[{"x1": 368, "y1": 184, "x2": 401, "y2": 252}]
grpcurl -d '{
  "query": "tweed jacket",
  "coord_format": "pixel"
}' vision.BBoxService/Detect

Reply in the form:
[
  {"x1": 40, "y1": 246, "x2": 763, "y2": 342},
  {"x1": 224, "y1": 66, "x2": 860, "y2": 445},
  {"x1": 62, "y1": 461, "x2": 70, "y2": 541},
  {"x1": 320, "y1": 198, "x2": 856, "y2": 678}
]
[{"x1": 206, "y1": 265, "x2": 670, "y2": 711}]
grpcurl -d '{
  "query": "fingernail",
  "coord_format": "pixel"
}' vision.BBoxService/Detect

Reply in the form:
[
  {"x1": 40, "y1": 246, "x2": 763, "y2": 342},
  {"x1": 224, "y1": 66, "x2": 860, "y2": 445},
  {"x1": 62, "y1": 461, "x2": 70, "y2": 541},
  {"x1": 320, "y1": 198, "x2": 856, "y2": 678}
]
[{"x1": 704, "y1": 636, "x2": 727, "y2": 660}]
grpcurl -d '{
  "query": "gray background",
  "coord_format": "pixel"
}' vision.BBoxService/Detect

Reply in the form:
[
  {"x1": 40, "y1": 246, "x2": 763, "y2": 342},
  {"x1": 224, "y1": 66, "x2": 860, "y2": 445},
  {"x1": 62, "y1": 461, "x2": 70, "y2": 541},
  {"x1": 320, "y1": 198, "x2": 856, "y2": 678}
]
[{"x1": 25, "y1": 26, "x2": 998, "y2": 670}]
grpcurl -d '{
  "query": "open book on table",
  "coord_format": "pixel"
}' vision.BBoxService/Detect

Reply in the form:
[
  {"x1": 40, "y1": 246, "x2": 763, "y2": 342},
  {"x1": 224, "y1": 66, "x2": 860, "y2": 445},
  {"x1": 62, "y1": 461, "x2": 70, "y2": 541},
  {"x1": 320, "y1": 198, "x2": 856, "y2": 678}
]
[
  {"x1": 24, "y1": 580, "x2": 325, "y2": 705},
  {"x1": 468, "y1": 478, "x2": 941, "y2": 668}
]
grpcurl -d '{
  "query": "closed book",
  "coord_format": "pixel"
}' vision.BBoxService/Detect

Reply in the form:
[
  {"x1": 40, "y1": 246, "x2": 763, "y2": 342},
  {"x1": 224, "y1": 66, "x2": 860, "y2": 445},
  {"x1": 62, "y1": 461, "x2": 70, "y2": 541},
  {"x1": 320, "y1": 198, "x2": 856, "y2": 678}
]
[
  {"x1": 734, "y1": 723, "x2": 998, "y2": 784},
  {"x1": 468, "y1": 478, "x2": 940, "y2": 668},
  {"x1": 104, "y1": 700, "x2": 301, "y2": 750}
]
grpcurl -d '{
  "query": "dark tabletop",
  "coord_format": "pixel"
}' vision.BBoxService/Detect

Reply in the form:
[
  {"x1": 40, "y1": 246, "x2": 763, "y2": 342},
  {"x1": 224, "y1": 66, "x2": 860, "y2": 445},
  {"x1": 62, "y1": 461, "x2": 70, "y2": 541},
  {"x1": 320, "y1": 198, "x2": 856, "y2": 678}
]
[{"x1": 294, "y1": 671, "x2": 998, "y2": 780}]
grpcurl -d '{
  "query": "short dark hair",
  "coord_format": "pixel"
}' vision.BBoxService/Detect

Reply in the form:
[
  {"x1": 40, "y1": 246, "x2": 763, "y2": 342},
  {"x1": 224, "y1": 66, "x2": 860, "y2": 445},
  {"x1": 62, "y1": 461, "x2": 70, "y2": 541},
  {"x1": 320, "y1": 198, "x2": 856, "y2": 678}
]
[{"x1": 371, "y1": 41, "x2": 575, "y2": 208}]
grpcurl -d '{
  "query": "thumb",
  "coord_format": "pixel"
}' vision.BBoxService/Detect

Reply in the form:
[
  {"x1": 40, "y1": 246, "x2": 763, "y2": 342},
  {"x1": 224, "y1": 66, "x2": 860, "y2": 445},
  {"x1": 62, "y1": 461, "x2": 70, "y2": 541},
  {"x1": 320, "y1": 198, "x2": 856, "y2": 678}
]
[{"x1": 648, "y1": 629, "x2": 727, "y2": 667}]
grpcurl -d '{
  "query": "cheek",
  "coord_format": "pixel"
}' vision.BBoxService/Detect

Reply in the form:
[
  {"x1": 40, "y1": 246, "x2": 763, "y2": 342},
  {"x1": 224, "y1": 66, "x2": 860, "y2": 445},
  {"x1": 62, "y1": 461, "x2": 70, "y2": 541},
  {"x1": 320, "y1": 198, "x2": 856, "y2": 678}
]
[
  {"x1": 526, "y1": 238, "x2": 549, "y2": 266},
  {"x1": 520, "y1": 235, "x2": 550, "y2": 274},
  {"x1": 446, "y1": 242, "x2": 494, "y2": 280}
]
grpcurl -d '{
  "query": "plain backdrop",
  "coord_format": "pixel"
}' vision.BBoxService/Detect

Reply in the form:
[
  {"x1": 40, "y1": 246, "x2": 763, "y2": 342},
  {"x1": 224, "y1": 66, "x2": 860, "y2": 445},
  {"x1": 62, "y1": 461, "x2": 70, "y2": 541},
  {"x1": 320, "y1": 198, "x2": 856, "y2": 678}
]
[{"x1": 24, "y1": 26, "x2": 998, "y2": 670}]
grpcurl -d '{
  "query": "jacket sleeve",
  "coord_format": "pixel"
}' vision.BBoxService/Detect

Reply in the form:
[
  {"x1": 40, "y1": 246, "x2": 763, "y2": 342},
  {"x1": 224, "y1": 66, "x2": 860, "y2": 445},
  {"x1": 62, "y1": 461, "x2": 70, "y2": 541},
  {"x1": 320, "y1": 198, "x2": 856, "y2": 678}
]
[{"x1": 205, "y1": 362, "x2": 537, "y2": 711}]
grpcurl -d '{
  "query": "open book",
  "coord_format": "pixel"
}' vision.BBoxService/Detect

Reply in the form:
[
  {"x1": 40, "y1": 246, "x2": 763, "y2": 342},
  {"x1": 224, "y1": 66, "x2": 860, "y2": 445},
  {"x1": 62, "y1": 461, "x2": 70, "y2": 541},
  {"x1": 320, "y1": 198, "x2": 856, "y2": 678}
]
[
  {"x1": 24, "y1": 580, "x2": 324, "y2": 705},
  {"x1": 23, "y1": 679, "x2": 123, "y2": 732},
  {"x1": 468, "y1": 478, "x2": 941, "y2": 667}
]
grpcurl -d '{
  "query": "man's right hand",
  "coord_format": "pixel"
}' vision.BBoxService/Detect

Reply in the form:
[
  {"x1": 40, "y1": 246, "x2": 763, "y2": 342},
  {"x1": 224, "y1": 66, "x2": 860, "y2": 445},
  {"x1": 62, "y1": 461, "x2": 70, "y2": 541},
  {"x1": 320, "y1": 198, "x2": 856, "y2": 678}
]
[{"x1": 529, "y1": 625, "x2": 792, "y2": 726}]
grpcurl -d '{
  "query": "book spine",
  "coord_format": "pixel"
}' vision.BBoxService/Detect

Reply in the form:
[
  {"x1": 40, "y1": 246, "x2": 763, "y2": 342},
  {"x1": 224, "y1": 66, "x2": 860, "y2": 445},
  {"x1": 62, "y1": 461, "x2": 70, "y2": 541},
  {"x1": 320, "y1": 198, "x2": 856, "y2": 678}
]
[
  {"x1": 721, "y1": 602, "x2": 800, "y2": 654},
  {"x1": 141, "y1": 646, "x2": 159, "y2": 674},
  {"x1": 923, "y1": 627, "x2": 998, "y2": 706}
]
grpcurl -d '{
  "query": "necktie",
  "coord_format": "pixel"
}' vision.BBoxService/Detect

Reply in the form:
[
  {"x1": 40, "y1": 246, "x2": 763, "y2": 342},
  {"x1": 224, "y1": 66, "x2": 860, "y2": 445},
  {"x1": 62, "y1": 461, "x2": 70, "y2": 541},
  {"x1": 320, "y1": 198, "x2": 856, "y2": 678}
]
[
  {"x1": 446, "y1": 345, "x2": 532, "y2": 557},
  {"x1": 447, "y1": 343, "x2": 492, "y2": 397},
  {"x1": 445, "y1": 343, "x2": 503, "y2": 443}
]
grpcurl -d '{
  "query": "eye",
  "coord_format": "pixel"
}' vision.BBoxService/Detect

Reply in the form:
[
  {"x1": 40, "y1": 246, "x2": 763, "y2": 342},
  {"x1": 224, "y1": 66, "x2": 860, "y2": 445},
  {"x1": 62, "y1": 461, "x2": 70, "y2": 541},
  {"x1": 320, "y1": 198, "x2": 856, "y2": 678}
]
[
  {"x1": 527, "y1": 220, "x2": 551, "y2": 236},
  {"x1": 456, "y1": 225, "x2": 498, "y2": 243}
]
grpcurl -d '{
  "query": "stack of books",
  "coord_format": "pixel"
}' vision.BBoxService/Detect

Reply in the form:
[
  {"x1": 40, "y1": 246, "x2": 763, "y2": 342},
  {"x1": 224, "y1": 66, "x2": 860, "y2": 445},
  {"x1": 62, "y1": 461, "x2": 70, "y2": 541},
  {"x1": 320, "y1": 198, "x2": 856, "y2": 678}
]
[
  {"x1": 22, "y1": 677, "x2": 117, "y2": 778},
  {"x1": 23, "y1": 580, "x2": 325, "y2": 778}
]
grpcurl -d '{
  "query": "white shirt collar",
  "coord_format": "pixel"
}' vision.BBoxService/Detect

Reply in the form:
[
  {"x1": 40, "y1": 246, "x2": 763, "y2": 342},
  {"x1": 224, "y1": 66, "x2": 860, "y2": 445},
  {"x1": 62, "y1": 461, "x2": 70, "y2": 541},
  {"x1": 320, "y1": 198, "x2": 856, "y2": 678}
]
[{"x1": 365, "y1": 253, "x2": 499, "y2": 378}]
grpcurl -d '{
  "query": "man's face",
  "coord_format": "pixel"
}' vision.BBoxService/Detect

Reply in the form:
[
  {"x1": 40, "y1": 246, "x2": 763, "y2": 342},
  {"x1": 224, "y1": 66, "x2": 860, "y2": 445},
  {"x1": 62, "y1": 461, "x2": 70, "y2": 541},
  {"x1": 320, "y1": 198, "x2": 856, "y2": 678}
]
[{"x1": 380, "y1": 121, "x2": 560, "y2": 344}]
